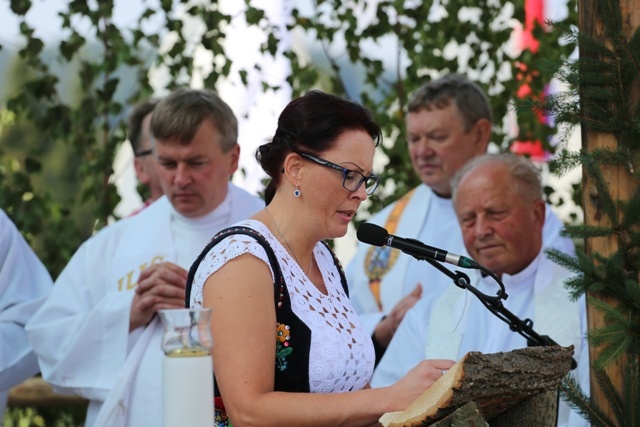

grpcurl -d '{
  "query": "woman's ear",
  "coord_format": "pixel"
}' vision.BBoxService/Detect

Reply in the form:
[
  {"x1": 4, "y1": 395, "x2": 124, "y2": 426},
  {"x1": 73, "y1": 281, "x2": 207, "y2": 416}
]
[{"x1": 282, "y1": 152, "x2": 304, "y2": 184}]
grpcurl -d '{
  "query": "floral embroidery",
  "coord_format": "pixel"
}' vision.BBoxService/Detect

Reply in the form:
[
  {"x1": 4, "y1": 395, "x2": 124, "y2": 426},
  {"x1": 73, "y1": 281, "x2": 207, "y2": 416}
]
[
  {"x1": 214, "y1": 397, "x2": 232, "y2": 426},
  {"x1": 275, "y1": 322, "x2": 292, "y2": 371}
]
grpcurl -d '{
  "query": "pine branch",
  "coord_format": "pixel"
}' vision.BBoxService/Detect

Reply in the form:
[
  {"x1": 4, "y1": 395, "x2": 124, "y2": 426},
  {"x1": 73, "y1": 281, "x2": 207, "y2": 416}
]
[
  {"x1": 582, "y1": 155, "x2": 619, "y2": 225},
  {"x1": 563, "y1": 224, "x2": 613, "y2": 238},
  {"x1": 622, "y1": 356, "x2": 640, "y2": 426},
  {"x1": 593, "y1": 367, "x2": 626, "y2": 425},
  {"x1": 549, "y1": 150, "x2": 583, "y2": 176},
  {"x1": 546, "y1": 0, "x2": 640, "y2": 421},
  {"x1": 629, "y1": 230, "x2": 640, "y2": 250},
  {"x1": 620, "y1": 189, "x2": 640, "y2": 229},
  {"x1": 587, "y1": 298, "x2": 634, "y2": 368},
  {"x1": 545, "y1": 247, "x2": 583, "y2": 272},
  {"x1": 560, "y1": 374, "x2": 615, "y2": 427},
  {"x1": 621, "y1": 279, "x2": 640, "y2": 314},
  {"x1": 588, "y1": 147, "x2": 635, "y2": 169},
  {"x1": 589, "y1": 324, "x2": 631, "y2": 369}
]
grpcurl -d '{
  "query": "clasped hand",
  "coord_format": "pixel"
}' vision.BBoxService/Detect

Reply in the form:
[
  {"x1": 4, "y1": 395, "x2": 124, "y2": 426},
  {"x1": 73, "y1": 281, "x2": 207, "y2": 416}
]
[{"x1": 129, "y1": 262, "x2": 188, "y2": 331}]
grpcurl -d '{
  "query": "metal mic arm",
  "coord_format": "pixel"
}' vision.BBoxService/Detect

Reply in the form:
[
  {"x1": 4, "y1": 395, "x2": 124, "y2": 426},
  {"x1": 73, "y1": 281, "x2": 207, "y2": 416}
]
[
  {"x1": 406, "y1": 251, "x2": 506, "y2": 303},
  {"x1": 420, "y1": 257, "x2": 475, "y2": 297},
  {"x1": 472, "y1": 289, "x2": 579, "y2": 370},
  {"x1": 413, "y1": 255, "x2": 578, "y2": 370}
]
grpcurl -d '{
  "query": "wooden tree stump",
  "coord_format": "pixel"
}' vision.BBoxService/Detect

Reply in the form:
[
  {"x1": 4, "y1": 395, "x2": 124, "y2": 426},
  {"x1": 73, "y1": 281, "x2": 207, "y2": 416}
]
[
  {"x1": 379, "y1": 346, "x2": 573, "y2": 427},
  {"x1": 490, "y1": 390, "x2": 558, "y2": 427},
  {"x1": 8, "y1": 377, "x2": 88, "y2": 407},
  {"x1": 429, "y1": 402, "x2": 488, "y2": 427}
]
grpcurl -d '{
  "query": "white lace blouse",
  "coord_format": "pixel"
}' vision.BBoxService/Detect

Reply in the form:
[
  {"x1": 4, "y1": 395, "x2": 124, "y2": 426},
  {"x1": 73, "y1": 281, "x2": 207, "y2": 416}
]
[{"x1": 190, "y1": 219, "x2": 375, "y2": 393}]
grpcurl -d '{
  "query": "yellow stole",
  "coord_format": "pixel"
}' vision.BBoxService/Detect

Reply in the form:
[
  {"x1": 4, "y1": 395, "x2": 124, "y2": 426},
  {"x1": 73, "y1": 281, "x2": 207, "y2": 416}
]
[{"x1": 364, "y1": 189, "x2": 415, "y2": 311}]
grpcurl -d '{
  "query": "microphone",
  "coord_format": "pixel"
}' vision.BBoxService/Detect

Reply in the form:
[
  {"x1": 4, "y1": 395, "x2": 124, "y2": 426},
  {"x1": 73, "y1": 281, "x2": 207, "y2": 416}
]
[{"x1": 357, "y1": 223, "x2": 480, "y2": 269}]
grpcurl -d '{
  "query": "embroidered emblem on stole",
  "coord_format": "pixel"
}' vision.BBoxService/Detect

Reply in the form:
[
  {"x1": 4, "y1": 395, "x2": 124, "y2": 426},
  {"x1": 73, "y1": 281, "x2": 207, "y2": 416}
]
[{"x1": 364, "y1": 189, "x2": 415, "y2": 311}]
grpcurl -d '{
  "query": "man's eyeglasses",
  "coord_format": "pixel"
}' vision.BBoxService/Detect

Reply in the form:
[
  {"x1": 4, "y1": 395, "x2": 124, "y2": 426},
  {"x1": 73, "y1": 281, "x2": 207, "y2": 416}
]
[
  {"x1": 135, "y1": 149, "x2": 153, "y2": 158},
  {"x1": 135, "y1": 133, "x2": 155, "y2": 157},
  {"x1": 299, "y1": 152, "x2": 380, "y2": 195}
]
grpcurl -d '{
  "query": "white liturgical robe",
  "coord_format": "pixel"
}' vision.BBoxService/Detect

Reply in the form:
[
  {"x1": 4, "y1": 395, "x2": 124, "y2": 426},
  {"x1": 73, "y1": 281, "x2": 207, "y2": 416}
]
[
  {"x1": 371, "y1": 251, "x2": 589, "y2": 427},
  {"x1": 0, "y1": 209, "x2": 53, "y2": 418},
  {"x1": 346, "y1": 184, "x2": 575, "y2": 336},
  {"x1": 26, "y1": 183, "x2": 262, "y2": 427}
]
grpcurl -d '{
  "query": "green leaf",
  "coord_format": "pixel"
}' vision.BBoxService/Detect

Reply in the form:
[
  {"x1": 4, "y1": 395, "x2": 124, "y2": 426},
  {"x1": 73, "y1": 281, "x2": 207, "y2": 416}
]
[
  {"x1": 245, "y1": 6, "x2": 265, "y2": 25},
  {"x1": 10, "y1": 0, "x2": 31, "y2": 15}
]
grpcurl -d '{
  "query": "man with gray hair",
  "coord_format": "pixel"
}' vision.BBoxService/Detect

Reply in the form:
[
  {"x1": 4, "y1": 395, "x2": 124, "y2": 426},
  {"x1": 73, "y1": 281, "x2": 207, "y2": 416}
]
[
  {"x1": 371, "y1": 153, "x2": 588, "y2": 426},
  {"x1": 346, "y1": 74, "x2": 574, "y2": 362},
  {"x1": 26, "y1": 88, "x2": 263, "y2": 427}
]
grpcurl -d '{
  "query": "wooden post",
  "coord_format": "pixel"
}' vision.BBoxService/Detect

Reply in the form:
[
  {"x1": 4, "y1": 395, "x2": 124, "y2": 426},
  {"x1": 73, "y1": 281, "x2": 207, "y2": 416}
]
[{"x1": 579, "y1": 0, "x2": 640, "y2": 422}]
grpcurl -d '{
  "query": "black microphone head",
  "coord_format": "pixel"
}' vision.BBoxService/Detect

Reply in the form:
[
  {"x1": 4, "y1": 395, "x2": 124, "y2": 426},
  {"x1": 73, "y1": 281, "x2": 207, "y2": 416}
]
[{"x1": 357, "y1": 223, "x2": 389, "y2": 247}]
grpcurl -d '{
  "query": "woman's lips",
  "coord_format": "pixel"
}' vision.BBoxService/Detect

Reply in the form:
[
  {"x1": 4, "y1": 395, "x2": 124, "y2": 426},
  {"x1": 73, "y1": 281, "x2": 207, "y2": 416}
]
[{"x1": 337, "y1": 210, "x2": 355, "y2": 220}]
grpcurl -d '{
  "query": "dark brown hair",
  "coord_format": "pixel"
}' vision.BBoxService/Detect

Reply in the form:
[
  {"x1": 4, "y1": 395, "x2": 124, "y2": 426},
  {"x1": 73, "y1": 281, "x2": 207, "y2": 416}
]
[
  {"x1": 127, "y1": 98, "x2": 159, "y2": 154},
  {"x1": 256, "y1": 90, "x2": 382, "y2": 204}
]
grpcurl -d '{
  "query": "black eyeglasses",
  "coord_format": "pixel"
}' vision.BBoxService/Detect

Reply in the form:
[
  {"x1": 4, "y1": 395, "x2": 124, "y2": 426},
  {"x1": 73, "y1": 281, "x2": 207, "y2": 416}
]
[
  {"x1": 135, "y1": 149, "x2": 153, "y2": 158},
  {"x1": 299, "y1": 152, "x2": 380, "y2": 195}
]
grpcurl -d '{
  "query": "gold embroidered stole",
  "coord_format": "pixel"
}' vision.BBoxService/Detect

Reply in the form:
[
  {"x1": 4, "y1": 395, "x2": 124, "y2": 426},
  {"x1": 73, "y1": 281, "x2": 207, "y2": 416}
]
[{"x1": 364, "y1": 189, "x2": 416, "y2": 311}]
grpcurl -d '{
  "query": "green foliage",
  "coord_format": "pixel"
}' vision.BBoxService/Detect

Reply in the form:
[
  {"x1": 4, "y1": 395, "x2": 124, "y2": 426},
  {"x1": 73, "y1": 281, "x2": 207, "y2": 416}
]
[
  {"x1": 279, "y1": 0, "x2": 578, "y2": 221},
  {"x1": 530, "y1": 0, "x2": 640, "y2": 423},
  {"x1": 1, "y1": 1, "x2": 580, "y2": 266},
  {"x1": 0, "y1": 0, "x2": 235, "y2": 274},
  {"x1": 0, "y1": 1, "x2": 234, "y2": 421},
  {"x1": 561, "y1": 356, "x2": 640, "y2": 427},
  {"x1": 4, "y1": 403, "x2": 87, "y2": 427},
  {"x1": 0, "y1": 151, "x2": 81, "y2": 278},
  {"x1": 560, "y1": 373, "x2": 611, "y2": 427}
]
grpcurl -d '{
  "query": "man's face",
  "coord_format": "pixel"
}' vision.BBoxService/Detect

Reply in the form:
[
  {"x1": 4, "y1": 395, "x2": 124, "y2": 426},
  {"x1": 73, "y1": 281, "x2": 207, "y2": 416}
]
[
  {"x1": 454, "y1": 163, "x2": 545, "y2": 277},
  {"x1": 155, "y1": 119, "x2": 239, "y2": 218},
  {"x1": 406, "y1": 102, "x2": 488, "y2": 197}
]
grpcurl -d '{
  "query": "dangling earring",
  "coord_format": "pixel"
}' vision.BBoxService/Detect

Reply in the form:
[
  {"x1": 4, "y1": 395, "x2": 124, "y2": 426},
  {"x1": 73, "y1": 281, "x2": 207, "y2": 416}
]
[{"x1": 294, "y1": 185, "x2": 301, "y2": 197}]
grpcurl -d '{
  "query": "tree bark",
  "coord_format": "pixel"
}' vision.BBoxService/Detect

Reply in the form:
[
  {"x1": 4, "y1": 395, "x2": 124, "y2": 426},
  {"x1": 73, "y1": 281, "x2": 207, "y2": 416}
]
[
  {"x1": 491, "y1": 390, "x2": 558, "y2": 427},
  {"x1": 429, "y1": 402, "x2": 488, "y2": 427},
  {"x1": 429, "y1": 391, "x2": 559, "y2": 427},
  {"x1": 379, "y1": 346, "x2": 573, "y2": 427}
]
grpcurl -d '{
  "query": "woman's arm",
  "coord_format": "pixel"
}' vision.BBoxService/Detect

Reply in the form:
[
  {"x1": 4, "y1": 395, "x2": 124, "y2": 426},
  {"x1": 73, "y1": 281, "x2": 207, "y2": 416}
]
[{"x1": 204, "y1": 254, "x2": 453, "y2": 427}]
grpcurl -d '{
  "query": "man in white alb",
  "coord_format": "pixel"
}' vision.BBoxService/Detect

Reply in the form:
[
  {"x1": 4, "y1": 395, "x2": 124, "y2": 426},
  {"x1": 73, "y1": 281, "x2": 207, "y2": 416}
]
[
  {"x1": 0, "y1": 209, "x2": 52, "y2": 419},
  {"x1": 346, "y1": 74, "x2": 574, "y2": 362},
  {"x1": 371, "y1": 153, "x2": 589, "y2": 427},
  {"x1": 26, "y1": 88, "x2": 263, "y2": 427}
]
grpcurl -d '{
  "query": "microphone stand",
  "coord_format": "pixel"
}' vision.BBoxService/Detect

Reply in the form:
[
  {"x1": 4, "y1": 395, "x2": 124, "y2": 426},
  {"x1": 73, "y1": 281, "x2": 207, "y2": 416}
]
[{"x1": 417, "y1": 256, "x2": 578, "y2": 370}]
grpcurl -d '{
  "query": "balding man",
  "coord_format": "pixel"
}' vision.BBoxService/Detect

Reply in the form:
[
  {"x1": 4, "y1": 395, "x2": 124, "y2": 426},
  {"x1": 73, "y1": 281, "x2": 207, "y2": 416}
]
[{"x1": 371, "y1": 153, "x2": 588, "y2": 427}]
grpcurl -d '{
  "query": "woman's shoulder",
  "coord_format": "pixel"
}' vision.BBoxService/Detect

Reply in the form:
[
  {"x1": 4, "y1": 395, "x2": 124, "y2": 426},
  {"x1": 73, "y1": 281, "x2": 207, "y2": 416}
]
[{"x1": 189, "y1": 220, "x2": 277, "y2": 307}]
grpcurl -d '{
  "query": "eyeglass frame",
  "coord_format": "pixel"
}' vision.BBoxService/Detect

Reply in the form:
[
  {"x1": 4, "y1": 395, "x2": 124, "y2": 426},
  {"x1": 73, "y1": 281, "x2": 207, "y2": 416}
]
[
  {"x1": 297, "y1": 152, "x2": 380, "y2": 195},
  {"x1": 134, "y1": 148, "x2": 154, "y2": 157},
  {"x1": 135, "y1": 131, "x2": 156, "y2": 157}
]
